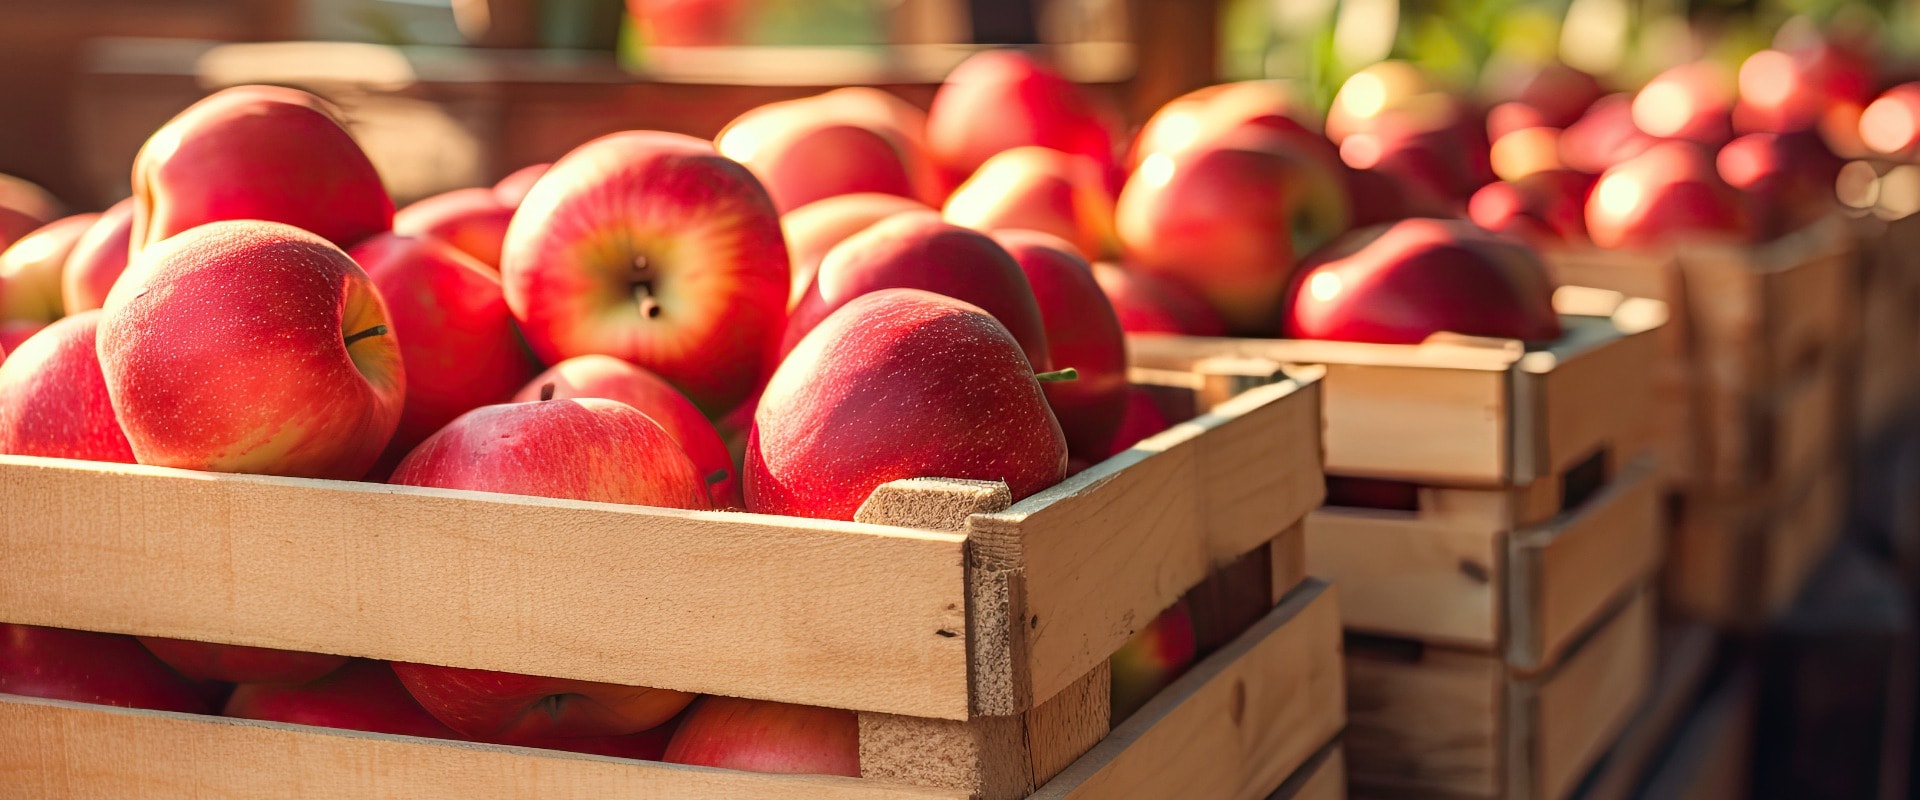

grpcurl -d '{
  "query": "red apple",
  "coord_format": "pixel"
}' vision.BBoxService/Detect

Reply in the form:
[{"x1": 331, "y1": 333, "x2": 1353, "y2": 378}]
[
  {"x1": 512, "y1": 355, "x2": 742, "y2": 510},
  {"x1": 944, "y1": 147, "x2": 1116, "y2": 260},
  {"x1": 0, "y1": 321, "x2": 45, "y2": 353},
  {"x1": 1089, "y1": 261, "x2": 1228, "y2": 336},
  {"x1": 1717, "y1": 131, "x2": 1843, "y2": 239},
  {"x1": 224, "y1": 658, "x2": 456, "y2": 738},
  {"x1": 1736, "y1": 42, "x2": 1875, "y2": 135},
  {"x1": 1283, "y1": 218, "x2": 1563, "y2": 344},
  {"x1": 1632, "y1": 61, "x2": 1736, "y2": 147},
  {"x1": 780, "y1": 193, "x2": 931, "y2": 310},
  {"x1": 1324, "y1": 61, "x2": 1441, "y2": 144},
  {"x1": 1481, "y1": 60, "x2": 1605, "y2": 131},
  {"x1": 393, "y1": 188, "x2": 514, "y2": 270},
  {"x1": 926, "y1": 50, "x2": 1118, "y2": 193},
  {"x1": 1105, "y1": 386, "x2": 1175, "y2": 458},
  {"x1": 1861, "y1": 83, "x2": 1920, "y2": 159},
  {"x1": 783, "y1": 213, "x2": 1051, "y2": 371},
  {"x1": 1117, "y1": 128, "x2": 1350, "y2": 334},
  {"x1": 748, "y1": 289, "x2": 1068, "y2": 520},
  {"x1": 0, "y1": 173, "x2": 63, "y2": 252},
  {"x1": 132, "y1": 85, "x2": 392, "y2": 253},
  {"x1": 1110, "y1": 600, "x2": 1196, "y2": 722},
  {"x1": 1129, "y1": 80, "x2": 1325, "y2": 168},
  {"x1": 137, "y1": 638, "x2": 348, "y2": 685},
  {"x1": 0, "y1": 624, "x2": 212, "y2": 713},
  {"x1": 61, "y1": 198, "x2": 134, "y2": 314},
  {"x1": 1338, "y1": 119, "x2": 1481, "y2": 205},
  {"x1": 992, "y1": 230, "x2": 1127, "y2": 460},
  {"x1": 1468, "y1": 170, "x2": 1595, "y2": 246},
  {"x1": 1341, "y1": 164, "x2": 1452, "y2": 230},
  {"x1": 630, "y1": 0, "x2": 745, "y2": 45},
  {"x1": 663, "y1": 696, "x2": 858, "y2": 777},
  {"x1": 1489, "y1": 126, "x2": 1565, "y2": 182},
  {"x1": 805, "y1": 87, "x2": 945, "y2": 207},
  {"x1": 0, "y1": 310, "x2": 134, "y2": 462},
  {"x1": 0, "y1": 213, "x2": 97, "y2": 323},
  {"x1": 1560, "y1": 93, "x2": 1656, "y2": 174},
  {"x1": 501, "y1": 130, "x2": 787, "y2": 418},
  {"x1": 493, "y1": 162, "x2": 551, "y2": 208},
  {"x1": 99, "y1": 220, "x2": 405, "y2": 479},
  {"x1": 391, "y1": 660, "x2": 694, "y2": 741},
  {"x1": 1587, "y1": 140, "x2": 1752, "y2": 250},
  {"x1": 351, "y1": 234, "x2": 542, "y2": 468},
  {"x1": 717, "y1": 100, "x2": 920, "y2": 215}
]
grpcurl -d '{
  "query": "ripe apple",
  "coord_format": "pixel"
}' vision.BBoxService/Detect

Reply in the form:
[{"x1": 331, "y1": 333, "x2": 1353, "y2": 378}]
[
  {"x1": 717, "y1": 98, "x2": 921, "y2": 214},
  {"x1": 61, "y1": 198, "x2": 134, "y2": 314},
  {"x1": 630, "y1": 0, "x2": 745, "y2": 45},
  {"x1": 390, "y1": 660, "x2": 695, "y2": 740},
  {"x1": 1089, "y1": 261, "x2": 1228, "y2": 336},
  {"x1": 351, "y1": 234, "x2": 542, "y2": 468},
  {"x1": 1117, "y1": 127, "x2": 1350, "y2": 334},
  {"x1": 1735, "y1": 42, "x2": 1874, "y2": 135},
  {"x1": 1717, "y1": 131, "x2": 1843, "y2": 239},
  {"x1": 1338, "y1": 118, "x2": 1482, "y2": 205},
  {"x1": 1468, "y1": 170, "x2": 1595, "y2": 246},
  {"x1": 1341, "y1": 163, "x2": 1452, "y2": 229},
  {"x1": 0, "y1": 310, "x2": 134, "y2": 462},
  {"x1": 1324, "y1": 60, "x2": 1441, "y2": 144},
  {"x1": 393, "y1": 188, "x2": 514, "y2": 270},
  {"x1": 0, "y1": 623, "x2": 213, "y2": 713},
  {"x1": 225, "y1": 658, "x2": 456, "y2": 738},
  {"x1": 1129, "y1": 79, "x2": 1324, "y2": 167},
  {"x1": 0, "y1": 321, "x2": 45, "y2": 353},
  {"x1": 992, "y1": 230, "x2": 1127, "y2": 461},
  {"x1": 1110, "y1": 600, "x2": 1196, "y2": 722},
  {"x1": 1587, "y1": 140, "x2": 1752, "y2": 250},
  {"x1": 493, "y1": 162, "x2": 551, "y2": 208},
  {"x1": 0, "y1": 213, "x2": 97, "y2": 323},
  {"x1": 1860, "y1": 83, "x2": 1920, "y2": 159},
  {"x1": 1632, "y1": 61, "x2": 1735, "y2": 147},
  {"x1": 512, "y1": 354, "x2": 743, "y2": 510},
  {"x1": 131, "y1": 85, "x2": 392, "y2": 253},
  {"x1": 1489, "y1": 126, "x2": 1565, "y2": 182},
  {"x1": 926, "y1": 50, "x2": 1118, "y2": 193},
  {"x1": 99, "y1": 220, "x2": 405, "y2": 479},
  {"x1": 1283, "y1": 218, "x2": 1563, "y2": 344},
  {"x1": 944, "y1": 147, "x2": 1117, "y2": 260},
  {"x1": 1481, "y1": 60, "x2": 1605, "y2": 132},
  {"x1": 1559, "y1": 93, "x2": 1656, "y2": 174},
  {"x1": 663, "y1": 696, "x2": 858, "y2": 777},
  {"x1": 748, "y1": 289, "x2": 1068, "y2": 520},
  {"x1": 1105, "y1": 386, "x2": 1175, "y2": 458},
  {"x1": 780, "y1": 193, "x2": 930, "y2": 310},
  {"x1": 0, "y1": 173, "x2": 62, "y2": 252},
  {"x1": 801, "y1": 87, "x2": 945, "y2": 206},
  {"x1": 783, "y1": 214, "x2": 1051, "y2": 371},
  {"x1": 134, "y1": 637, "x2": 346, "y2": 686},
  {"x1": 501, "y1": 130, "x2": 788, "y2": 418}
]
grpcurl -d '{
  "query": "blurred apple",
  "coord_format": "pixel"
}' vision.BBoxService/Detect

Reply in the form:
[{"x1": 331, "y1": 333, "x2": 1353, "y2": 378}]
[
  {"x1": 0, "y1": 173, "x2": 62, "y2": 252},
  {"x1": 944, "y1": 147, "x2": 1116, "y2": 260},
  {"x1": 1560, "y1": 93, "x2": 1656, "y2": 174},
  {"x1": 927, "y1": 50, "x2": 1118, "y2": 194},
  {"x1": 1717, "y1": 131, "x2": 1843, "y2": 239},
  {"x1": 1481, "y1": 60, "x2": 1606, "y2": 132},
  {"x1": 717, "y1": 95, "x2": 924, "y2": 214},
  {"x1": 1490, "y1": 127, "x2": 1565, "y2": 182},
  {"x1": 1632, "y1": 62, "x2": 1736, "y2": 148},
  {"x1": 1861, "y1": 83, "x2": 1920, "y2": 159},
  {"x1": 1324, "y1": 61, "x2": 1441, "y2": 145},
  {"x1": 1129, "y1": 79, "x2": 1325, "y2": 167},
  {"x1": 1587, "y1": 141, "x2": 1752, "y2": 250},
  {"x1": 1, "y1": 213, "x2": 96, "y2": 323},
  {"x1": 61, "y1": 198, "x2": 134, "y2": 315},
  {"x1": 1, "y1": 624, "x2": 213, "y2": 714},
  {"x1": 780, "y1": 193, "x2": 930, "y2": 310},
  {"x1": 1735, "y1": 41, "x2": 1874, "y2": 135},
  {"x1": 1110, "y1": 600, "x2": 1196, "y2": 722},
  {"x1": 1103, "y1": 386, "x2": 1175, "y2": 457},
  {"x1": 493, "y1": 163, "x2": 551, "y2": 208},
  {"x1": 663, "y1": 696, "x2": 857, "y2": 777},
  {"x1": 1468, "y1": 170, "x2": 1595, "y2": 246}
]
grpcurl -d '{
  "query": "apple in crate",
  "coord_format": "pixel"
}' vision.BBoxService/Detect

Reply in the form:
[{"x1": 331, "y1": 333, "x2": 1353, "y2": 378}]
[
  {"x1": 717, "y1": 100, "x2": 920, "y2": 214},
  {"x1": 513, "y1": 355, "x2": 743, "y2": 510},
  {"x1": 781, "y1": 193, "x2": 930, "y2": 310},
  {"x1": 1284, "y1": 218, "x2": 1563, "y2": 344},
  {"x1": 1717, "y1": 131, "x2": 1843, "y2": 239},
  {"x1": 1586, "y1": 140, "x2": 1752, "y2": 250},
  {"x1": 944, "y1": 147, "x2": 1116, "y2": 260},
  {"x1": 1559, "y1": 93, "x2": 1656, "y2": 174},
  {"x1": 1090, "y1": 262, "x2": 1228, "y2": 337},
  {"x1": 748, "y1": 289, "x2": 1068, "y2": 520},
  {"x1": 393, "y1": 188, "x2": 515, "y2": 270},
  {"x1": 62, "y1": 198, "x2": 134, "y2": 314},
  {"x1": 1859, "y1": 83, "x2": 1920, "y2": 159},
  {"x1": 1468, "y1": 170, "x2": 1595, "y2": 246},
  {"x1": 226, "y1": 658, "x2": 458, "y2": 738},
  {"x1": 1105, "y1": 387, "x2": 1175, "y2": 457},
  {"x1": 501, "y1": 131, "x2": 788, "y2": 418},
  {"x1": 1130, "y1": 80, "x2": 1327, "y2": 167},
  {"x1": 1, "y1": 213, "x2": 97, "y2": 323},
  {"x1": 993, "y1": 230, "x2": 1127, "y2": 462},
  {"x1": 0, "y1": 623, "x2": 213, "y2": 713},
  {"x1": 0, "y1": 310, "x2": 134, "y2": 463},
  {"x1": 131, "y1": 85, "x2": 392, "y2": 253},
  {"x1": 1632, "y1": 61, "x2": 1736, "y2": 148},
  {"x1": 99, "y1": 220, "x2": 405, "y2": 479},
  {"x1": 493, "y1": 162, "x2": 551, "y2": 208},
  {"x1": 1110, "y1": 600, "x2": 1197, "y2": 722},
  {"x1": 0, "y1": 173, "x2": 63, "y2": 251},
  {"x1": 927, "y1": 50, "x2": 1118, "y2": 193},
  {"x1": 664, "y1": 696, "x2": 858, "y2": 777},
  {"x1": 138, "y1": 638, "x2": 347, "y2": 685}
]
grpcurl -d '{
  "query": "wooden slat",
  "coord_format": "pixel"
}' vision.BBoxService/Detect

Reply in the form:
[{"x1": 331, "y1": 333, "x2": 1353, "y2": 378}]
[
  {"x1": 1306, "y1": 509, "x2": 1501, "y2": 648},
  {"x1": 1267, "y1": 741, "x2": 1347, "y2": 800},
  {"x1": 1508, "y1": 460, "x2": 1664, "y2": 671},
  {"x1": 1513, "y1": 588, "x2": 1656, "y2": 800},
  {"x1": 1518, "y1": 308, "x2": 1663, "y2": 483},
  {"x1": 1638, "y1": 670, "x2": 1757, "y2": 800},
  {"x1": 1319, "y1": 363, "x2": 1511, "y2": 484},
  {"x1": 1769, "y1": 358, "x2": 1842, "y2": 490},
  {"x1": 971, "y1": 379, "x2": 1324, "y2": 713},
  {"x1": 1271, "y1": 521, "x2": 1308, "y2": 604},
  {"x1": 1345, "y1": 642, "x2": 1502, "y2": 797},
  {"x1": 0, "y1": 694, "x2": 964, "y2": 800},
  {"x1": 0, "y1": 456, "x2": 974, "y2": 720},
  {"x1": 1031, "y1": 581, "x2": 1345, "y2": 800},
  {"x1": 1574, "y1": 623, "x2": 1720, "y2": 800},
  {"x1": 1762, "y1": 469, "x2": 1847, "y2": 615}
]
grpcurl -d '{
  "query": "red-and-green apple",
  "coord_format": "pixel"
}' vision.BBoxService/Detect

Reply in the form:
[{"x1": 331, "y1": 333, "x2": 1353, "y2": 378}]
[
  {"x1": 393, "y1": 188, "x2": 514, "y2": 270},
  {"x1": 1283, "y1": 218, "x2": 1563, "y2": 344},
  {"x1": 0, "y1": 213, "x2": 96, "y2": 323},
  {"x1": 1109, "y1": 600, "x2": 1196, "y2": 722},
  {"x1": 0, "y1": 310, "x2": 134, "y2": 462},
  {"x1": 992, "y1": 230, "x2": 1127, "y2": 460},
  {"x1": 138, "y1": 637, "x2": 347, "y2": 685},
  {"x1": 0, "y1": 173, "x2": 62, "y2": 252},
  {"x1": 98, "y1": 220, "x2": 405, "y2": 479},
  {"x1": 926, "y1": 50, "x2": 1118, "y2": 193},
  {"x1": 663, "y1": 696, "x2": 858, "y2": 777},
  {"x1": 748, "y1": 289, "x2": 1068, "y2": 520},
  {"x1": 131, "y1": 85, "x2": 392, "y2": 253},
  {"x1": 0, "y1": 624, "x2": 213, "y2": 713},
  {"x1": 780, "y1": 192, "x2": 930, "y2": 310},
  {"x1": 1587, "y1": 140, "x2": 1752, "y2": 250},
  {"x1": 493, "y1": 163, "x2": 551, "y2": 208},
  {"x1": 944, "y1": 147, "x2": 1116, "y2": 260},
  {"x1": 500, "y1": 130, "x2": 788, "y2": 418},
  {"x1": 1089, "y1": 262, "x2": 1228, "y2": 337},
  {"x1": 61, "y1": 198, "x2": 134, "y2": 314}
]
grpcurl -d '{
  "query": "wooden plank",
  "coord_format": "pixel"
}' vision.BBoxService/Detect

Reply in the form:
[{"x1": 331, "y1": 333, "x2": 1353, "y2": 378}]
[
  {"x1": 1266, "y1": 741, "x2": 1347, "y2": 800},
  {"x1": 1666, "y1": 497, "x2": 1765, "y2": 626},
  {"x1": 1573, "y1": 623, "x2": 1719, "y2": 800},
  {"x1": 1762, "y1": 468, "x2": 1847, "y2": 616},
  {"x1": 0, "y1": 694, "x2": 964, "y2": 800},
  {"x1": 1508, "y1": 459, "x2": 1663, "y2": 671},
  {"x1": 1769, "y1": 358, "x2": 1842, "y2": 491},
  {"x1": 1517, "y1": 308, "x2": 1663, "y2": 483},
  {"x1": 1319, "y1": 362, "x2": 1511, "y2": 484},
  {"x1": 1272, "y1": 521, "x2": 1308, "y2": 604},
  {"x1": 0, "y1": 457, "x2": 974, "y2": 719},
  {"x1": 1306, "y1": 509, "x2": 1501, "y2": 648},
  {"x1": 1345, "y1": 641, "x2": 1502, "y2": 798},
  {"x1": 1032, "y1": 581, "x2": 1345, "y2": 800},
  {"x1": 1753, "y1": 216, "x2": 1855, "y2": 383},
  {"x1": 972, "y1": 379, "x2": 1324, "y2": 712},
  {"x1": 1638, "y1": 669, "x2": 1757, "y2": 800},
  {"x1": 1514, "y1": 588, "x2": 1656, "y2": 800}
]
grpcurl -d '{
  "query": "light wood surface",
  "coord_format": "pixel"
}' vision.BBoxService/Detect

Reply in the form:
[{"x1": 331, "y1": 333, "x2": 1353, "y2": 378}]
[
  {"x1": 1508, "y1": 460, "x2": 1663, "y2": 671},
  {"x1": 1267, "y1": 742, "x2": 1348, "y2": 800},
  {"x1": 1515, "y1": 588, "x2": 1656, "y2": 800},
  {"x1": 1307, "y1": 507, "x2": 1502, "y2": 647},
  {"x1": 1574, "y1": 623, "x2": 1719, "y2": 800}
]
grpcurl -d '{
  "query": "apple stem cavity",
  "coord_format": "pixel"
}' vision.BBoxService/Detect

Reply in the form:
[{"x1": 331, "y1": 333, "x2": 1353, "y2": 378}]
[
  {"x1": 540, "y1": 382, "x2": 556, "y2": 402},
  {"x1": 1035, "y1": 367, "x2": 1080, "y2": 383},
  {"x1": 342, "y1": 324, "x2": 388, "y2": 348},
  {"x1": 630, "y1": 255, "x2": 663, "y2": 319},
  {"x1": 706, "y1": 468, "x2": 729, "y2": 486}
]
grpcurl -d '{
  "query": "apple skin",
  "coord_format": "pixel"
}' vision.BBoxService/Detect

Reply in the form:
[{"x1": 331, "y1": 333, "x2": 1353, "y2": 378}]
[
  {"x1": 1089, "y1": 262, "x2": 1228, "y2": 337},
  {"x1": 1481, "y1": 60, "x2": 1605, "y2": 132},
  {"x1": 225, "y1": 658, "x2": 458, "y2": 738},
  {"x1": 1468, "y1": 170, "x2": 1595, "y2": 246},
  {"x1": 493, "y1": 163, "x2": 552, "y2": 208},
  {"x1": 0, "y1": 310, "x2": 134, "y2": 462},
  {"x1": 1631, "y1": 61, "x2": 1736, "y2": 148},
  {"x1": 1103, "y1": 386, "x2": 1174, "y2": 458},
  {"x1": 748, "y1": 289, "x2": 1068, "y2": 521},
  {"x1": 1324, "y1": 61, "x2": 1441, "y2": 144},
  {"x1": 944, "y1": 147, "x2": 1117, "y2": 261},
  {"x1": 1587, "y1": 140, "x2": 1753, "y2": 251},
  {"x1": 0, "y1": 173, "x2": 63, "y2": 252},
  {"x1": 992, "y1": 230, "x2": 1127, "y2": 461},
  {"x1": 61, "y1": 198, "x2": 134, "y2": 315},
  {"x1": 1860, "y1": 83, "x2": 1920, "y2": 159},
  {"x1": 927, "y1": 50, "x2": 1118, "y2": 194},
  {"x1": 783, "y1": 213, "x2": 1052, "y2": 371},
  {"x1": 1559, "y1": 93, "x2": 1656, "y2": 174},
  {"x1": 0, "y1": 321, "x2": 45, "y2": 353},
  {"x1": 136, "y1": 637, "x2": 347, "y2": 685},
  {"x1": 1117, "y1": 128, "x2": 1351, "y2": 335},
  {"x1": 1716, "y1": 131, "x2": 1843, "y2": 239},
  {"x1": 393, "y1": 188, "x2": 515, "y2": 270},
  {"x1": 780, "y1": 193, "x2": 931, "y2": 310},
  {"x1": 0, "y1": 623, "x2": 214, "y2": 714},
  {"x1": 1735, "y1": 43, "x2": 1874, "y2": 135},
  {"x1": 513, "y1": 355, "x2": 743, "y2": 510},
  {"x1": 717, "y1": 101, "x2": 920, "y2": 215},
  {"x1": 1, "y1": 213, "x2": 97, "y2": 323},
  {"x1": 501, "y1": 130, "x2": 788, "y2": 418},
  {"x1": 1110, "y1": 600, "x2": 1196, "y2": 722},
  {"x1": 390, "y1": 660, "x2": 695, "y2": 741},
  {"x1": 663, "y1": 696, "x2": 858, "y2": 777},
  {"x1": 132, "y1": 85, "x2": 393, "y2": 253},
  {"x1": 1129, "y1": 80, "x2": 1324, "y2": 168},
  {"x1": 1283, "y1": 218, "x2": 1563, "y2": 345},
  {"x1": 99, "y1": 220, "x2": 405, "y2": 479},
  {"x1": 351, "y1": 234, "x2": 543, "y2": 469}
]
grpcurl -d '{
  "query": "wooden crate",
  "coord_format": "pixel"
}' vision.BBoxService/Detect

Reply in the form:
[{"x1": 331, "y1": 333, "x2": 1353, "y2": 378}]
[
  {"x1": 1635, "y1": 666, "x2": 1758, "y2": 800},
  {"x1": 1569, "y1": 622, "x2": 1719, "y2": 800},
  {"x1": 0, "y1": 373, "x2": 1336, "y2": 799},
  {"x1": 1667, "y1": 460, "x2": 1850, "y2": 628},
  {"x1": 1848, "y1": 213, "x2": 1920, "y2": 441},
  {"x1": 1346, "y1": 586, "x2": 1659, "y2": 800}
]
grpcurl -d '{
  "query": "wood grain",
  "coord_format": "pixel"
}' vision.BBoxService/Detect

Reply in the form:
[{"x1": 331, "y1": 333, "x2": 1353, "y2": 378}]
[
  {"x1": 1345, "y1": 642, "x2": 1502, "y2": 798},
  {"x1": 1508, "y1": 460, "x2": 1663, "y2": 671},
  {"x1": 1271, "y1": 744, "x2": 1347, "y2": 800},
  {"x1": 1515, "y1": 588, "x2": 1656, "y2": 800},
  {"x1": 1306, "y1": 508, "x2": 1502, "y2": 648},
  {"x1": 1519, "y1": 310, "x2": 1662, "y2": 484},
  {"x1": 1575, "y1": 623, "x2": 1719, "y2": 800}
]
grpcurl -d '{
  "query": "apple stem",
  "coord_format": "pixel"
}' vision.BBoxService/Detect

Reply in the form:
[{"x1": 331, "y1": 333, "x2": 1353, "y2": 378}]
[
  {"x1": 342, "y1": 324, "x2": 388, "y2": 348},
  {"x1": 631, "y1": 255, "x2": 662, "y2": 319},
  {"x1": 1035, "y1": 367, "x2": 1079, "y2": 383},
  {"x1": 539, "y1": 382, "x2": 556, "y2": 402},
  {"x1": 706, "y1": 468, "x2": 728, "y2": 486}
]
